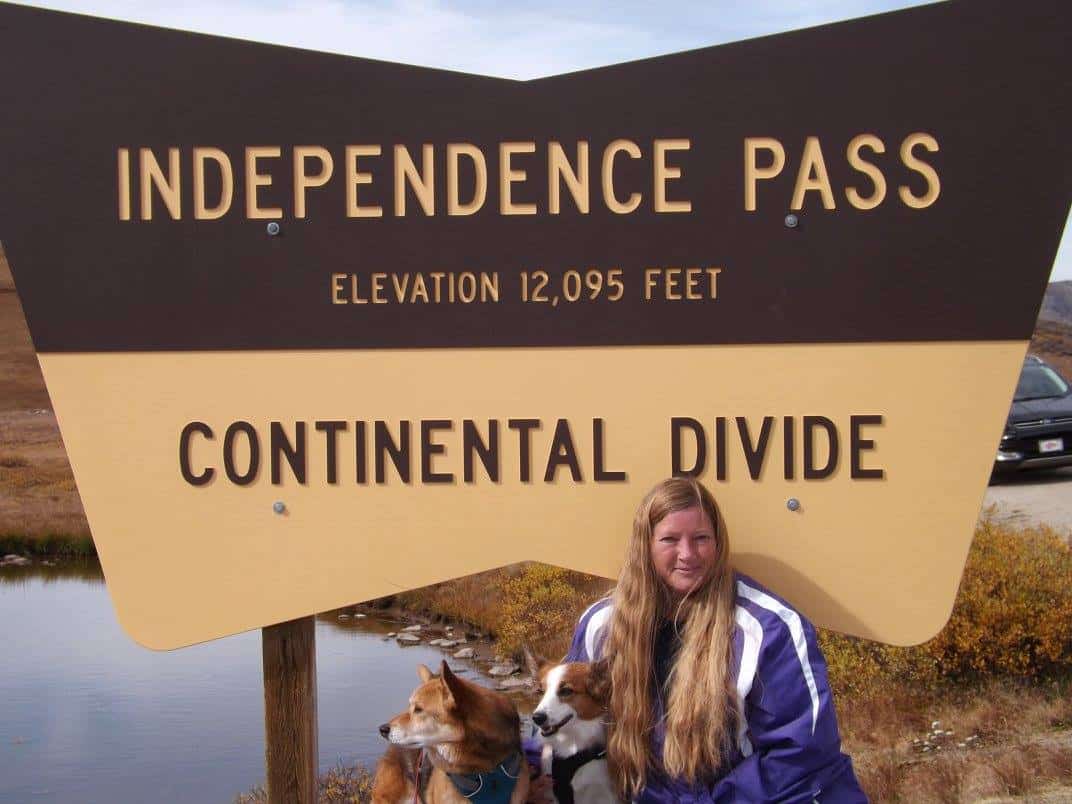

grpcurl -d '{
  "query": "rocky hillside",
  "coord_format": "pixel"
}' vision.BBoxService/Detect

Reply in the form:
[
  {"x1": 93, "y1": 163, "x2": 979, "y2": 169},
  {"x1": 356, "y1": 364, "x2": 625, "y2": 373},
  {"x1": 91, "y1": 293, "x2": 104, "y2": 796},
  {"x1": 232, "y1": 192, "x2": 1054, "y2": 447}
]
[
  {"x1": 1039, "y1": 279, "x2": 1072, "y2": 325},
  {"x1": 1031, "y1": 318, "x2": 1072, "y2": 379}
]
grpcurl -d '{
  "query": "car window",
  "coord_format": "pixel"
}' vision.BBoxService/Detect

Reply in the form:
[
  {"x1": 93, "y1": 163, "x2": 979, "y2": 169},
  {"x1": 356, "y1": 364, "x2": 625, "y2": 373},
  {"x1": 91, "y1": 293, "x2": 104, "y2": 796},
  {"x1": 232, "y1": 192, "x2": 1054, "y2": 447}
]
[{"x1": 1014, "y1": 365, "x2": 1070, "y2": 401}]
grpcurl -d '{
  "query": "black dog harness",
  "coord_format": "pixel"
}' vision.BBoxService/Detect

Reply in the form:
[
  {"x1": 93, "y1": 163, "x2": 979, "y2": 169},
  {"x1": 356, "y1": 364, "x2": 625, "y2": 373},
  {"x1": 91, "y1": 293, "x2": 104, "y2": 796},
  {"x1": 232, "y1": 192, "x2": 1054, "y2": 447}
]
[{"x1": 551, "y1": 746, "x2": 608, "y2": 804}]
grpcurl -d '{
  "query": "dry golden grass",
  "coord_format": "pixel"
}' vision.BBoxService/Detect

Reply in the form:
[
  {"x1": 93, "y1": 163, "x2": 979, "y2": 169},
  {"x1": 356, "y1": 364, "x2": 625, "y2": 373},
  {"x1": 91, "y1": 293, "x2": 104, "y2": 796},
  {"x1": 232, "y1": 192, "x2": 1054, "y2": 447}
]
[
  {"x1": 234, "y1": 761, "x2": 375, "y2": 803},
  {"x1": 1, "y1": 249, "x2": 50, "y2": 411},
  {"x1": 0, "y1": 250, "x2": 90, "y2": 544},
  {"x1": 0, "y1": 247, "x2": 11, "y2": 291},
  {"x1": 845, "y1": 680, "x2": 1072, "y2": 802},
  {"x1": 0, "y1": 409, "x2": 89, "y2": 541}
]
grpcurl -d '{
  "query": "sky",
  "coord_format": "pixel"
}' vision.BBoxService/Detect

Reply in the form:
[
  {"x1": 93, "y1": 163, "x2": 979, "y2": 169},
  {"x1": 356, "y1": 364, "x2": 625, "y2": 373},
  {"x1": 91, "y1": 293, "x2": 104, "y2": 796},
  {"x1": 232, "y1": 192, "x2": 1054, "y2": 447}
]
[{"x1": 14, "y1": 0, "x2": 1072, "y2": 281}]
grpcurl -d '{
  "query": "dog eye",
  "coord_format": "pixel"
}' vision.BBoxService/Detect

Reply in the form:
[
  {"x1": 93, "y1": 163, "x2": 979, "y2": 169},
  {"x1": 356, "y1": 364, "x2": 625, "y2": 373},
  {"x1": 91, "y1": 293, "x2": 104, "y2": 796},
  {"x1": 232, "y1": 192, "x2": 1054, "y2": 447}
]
[
  {"x1": 413, "y1": 705, "x2": 423, "y2": 714},
  {"x1": 559, "y1": 686, "x2": 574, "y2": 697}
]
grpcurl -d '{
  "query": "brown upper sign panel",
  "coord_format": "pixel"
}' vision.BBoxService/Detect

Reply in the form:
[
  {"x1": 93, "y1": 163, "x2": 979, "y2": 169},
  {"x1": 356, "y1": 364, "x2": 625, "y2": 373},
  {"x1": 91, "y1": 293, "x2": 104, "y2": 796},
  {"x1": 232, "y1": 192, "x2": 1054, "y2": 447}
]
[
  {"x1": 1, "y1": 1, "x2": 1069, "y2": 649},
  {"x1": 1, "y1": 0, "x2": 1067, "y2": 353}
]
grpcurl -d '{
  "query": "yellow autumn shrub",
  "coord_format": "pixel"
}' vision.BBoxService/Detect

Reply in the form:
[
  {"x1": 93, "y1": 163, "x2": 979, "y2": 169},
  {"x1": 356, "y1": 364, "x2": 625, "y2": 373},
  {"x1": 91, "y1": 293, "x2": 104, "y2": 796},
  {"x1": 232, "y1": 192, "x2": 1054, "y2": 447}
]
[
  {"x1": 928, "y1": 517, "x2": 1072, "y2": 678},
  {"x1": 822, "y1": 516, "x2": 1072, "y2": 693},
  {"x1": 497, "y1": 563, "x2": 590, "y2": 658}
]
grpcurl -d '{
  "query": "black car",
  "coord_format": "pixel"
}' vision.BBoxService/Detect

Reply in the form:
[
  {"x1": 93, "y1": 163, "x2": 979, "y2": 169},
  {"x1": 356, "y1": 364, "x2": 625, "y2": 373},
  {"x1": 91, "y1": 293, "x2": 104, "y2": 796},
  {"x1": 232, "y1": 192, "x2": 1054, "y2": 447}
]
[{"x1": 993, "y1": 355, "x2": 1072, "y2": 475}]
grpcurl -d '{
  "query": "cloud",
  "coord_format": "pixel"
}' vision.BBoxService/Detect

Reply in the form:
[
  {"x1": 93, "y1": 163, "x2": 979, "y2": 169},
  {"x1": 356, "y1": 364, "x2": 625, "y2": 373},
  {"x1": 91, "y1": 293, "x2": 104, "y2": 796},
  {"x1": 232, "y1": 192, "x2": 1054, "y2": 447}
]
[{"x1": 20, "y1": 0, "x2": 934, "y2": 79}]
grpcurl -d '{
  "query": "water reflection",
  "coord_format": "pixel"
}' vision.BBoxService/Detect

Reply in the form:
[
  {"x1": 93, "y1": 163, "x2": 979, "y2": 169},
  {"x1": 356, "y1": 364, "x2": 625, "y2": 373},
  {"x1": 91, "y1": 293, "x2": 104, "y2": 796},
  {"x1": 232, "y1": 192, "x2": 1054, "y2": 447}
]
[
  {"x1": 0, "y1": 565, "x2": 512, "y2": 804},
  {"x1": 0, "y1": 559, "x2": 104, "y2": 587}
]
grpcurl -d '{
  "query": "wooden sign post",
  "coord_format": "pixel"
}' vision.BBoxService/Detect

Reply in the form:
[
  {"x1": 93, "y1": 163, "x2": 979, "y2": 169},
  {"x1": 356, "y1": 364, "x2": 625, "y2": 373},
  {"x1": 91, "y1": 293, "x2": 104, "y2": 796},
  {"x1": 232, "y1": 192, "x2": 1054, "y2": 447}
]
[{"x1": 262, "y1": 617, "x2": 318, "y2": 803}]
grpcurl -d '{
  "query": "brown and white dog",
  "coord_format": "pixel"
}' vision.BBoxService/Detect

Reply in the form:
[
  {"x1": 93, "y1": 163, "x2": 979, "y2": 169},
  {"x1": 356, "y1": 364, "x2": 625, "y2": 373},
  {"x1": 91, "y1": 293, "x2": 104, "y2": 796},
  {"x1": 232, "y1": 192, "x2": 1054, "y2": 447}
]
[
  {"x1": 373, "y1": 661, "x2": 529, "y2": 804},
  {"x1": 525, "y1": 650, "x2": 619, "y2": 804}
]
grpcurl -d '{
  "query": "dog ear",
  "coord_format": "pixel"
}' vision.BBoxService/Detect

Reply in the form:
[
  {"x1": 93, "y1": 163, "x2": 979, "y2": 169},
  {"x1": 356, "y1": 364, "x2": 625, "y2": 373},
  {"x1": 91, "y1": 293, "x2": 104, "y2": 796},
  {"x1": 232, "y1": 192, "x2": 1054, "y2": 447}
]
[
  {"x1": 586, "y1": 657, "x2": 612, "y2": 706},
  {"x1": 522, "y1": 644, "x2": 545, "y2": 681},
  {"x1": 440, "y1": 660, "x2": 466, "y2": 708},
  {"x1": 417, "y1": 664, "x2": 433, "y2": 683}
]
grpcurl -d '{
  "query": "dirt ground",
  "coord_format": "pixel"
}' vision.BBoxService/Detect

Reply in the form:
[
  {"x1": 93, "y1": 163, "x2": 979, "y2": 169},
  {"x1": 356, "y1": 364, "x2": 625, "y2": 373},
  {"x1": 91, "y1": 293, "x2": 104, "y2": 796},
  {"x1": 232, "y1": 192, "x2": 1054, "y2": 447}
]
[{"x1": 985, "y1": 467, "x2": 1072, "y2": 535}]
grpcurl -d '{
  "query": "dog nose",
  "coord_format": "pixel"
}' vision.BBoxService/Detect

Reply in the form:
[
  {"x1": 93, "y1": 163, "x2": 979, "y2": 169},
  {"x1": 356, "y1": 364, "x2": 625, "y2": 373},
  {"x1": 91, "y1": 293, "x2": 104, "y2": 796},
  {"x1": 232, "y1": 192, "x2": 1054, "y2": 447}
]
[
  {"x1": 532, "y1": 711, "x2": 547, "y2": 726},
  {"x1": 379, "y1": 723, "x2": 390, "y2": 738}
]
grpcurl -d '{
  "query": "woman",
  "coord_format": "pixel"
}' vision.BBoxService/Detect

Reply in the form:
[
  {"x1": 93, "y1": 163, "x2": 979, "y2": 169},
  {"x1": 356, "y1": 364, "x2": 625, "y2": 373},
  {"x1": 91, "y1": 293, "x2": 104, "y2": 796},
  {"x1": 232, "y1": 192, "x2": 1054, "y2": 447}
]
[{"x1": 566, "y1": 477, "x2": 865, "y2": 802}]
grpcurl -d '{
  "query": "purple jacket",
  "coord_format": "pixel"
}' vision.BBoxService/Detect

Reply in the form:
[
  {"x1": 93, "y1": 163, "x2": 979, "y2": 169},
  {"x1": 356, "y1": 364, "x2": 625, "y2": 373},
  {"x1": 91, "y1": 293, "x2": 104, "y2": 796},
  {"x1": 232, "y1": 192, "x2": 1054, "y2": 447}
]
[{"x1": 565, "y1": 573, "x2": 867, "y2": 803}]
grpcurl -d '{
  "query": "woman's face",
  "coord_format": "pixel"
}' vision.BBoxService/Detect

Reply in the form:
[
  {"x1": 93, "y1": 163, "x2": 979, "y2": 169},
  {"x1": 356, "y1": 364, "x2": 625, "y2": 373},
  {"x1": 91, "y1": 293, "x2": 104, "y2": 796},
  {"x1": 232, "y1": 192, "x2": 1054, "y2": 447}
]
[{"x1": 650, "y1": 505, "x2": 718, "y2": 597}]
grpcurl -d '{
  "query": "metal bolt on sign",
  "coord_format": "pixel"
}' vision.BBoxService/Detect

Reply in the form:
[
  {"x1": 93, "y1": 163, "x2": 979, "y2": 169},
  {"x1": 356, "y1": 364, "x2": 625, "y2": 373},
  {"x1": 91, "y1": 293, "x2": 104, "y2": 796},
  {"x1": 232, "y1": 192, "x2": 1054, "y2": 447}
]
[
  {"x1": 786, "y1": 498, "x2": 801, "y2": 512},
  {"x1": 273, "y1": 501, "x2": 286, "y2": 514},
  {"x1": 266, "y1": 221, "x2": 281, "y2": 236},
  {"x1": 784, "y1": 214, "x2": 799, "y2": 229}
]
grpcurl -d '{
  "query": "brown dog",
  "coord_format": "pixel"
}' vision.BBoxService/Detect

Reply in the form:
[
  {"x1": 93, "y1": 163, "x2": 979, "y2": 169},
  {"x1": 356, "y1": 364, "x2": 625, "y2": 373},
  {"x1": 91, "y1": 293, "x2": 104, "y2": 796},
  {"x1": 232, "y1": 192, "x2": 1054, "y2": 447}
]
[{"x1": 373, "y1": 661, "x2": 529, "y2": 804}]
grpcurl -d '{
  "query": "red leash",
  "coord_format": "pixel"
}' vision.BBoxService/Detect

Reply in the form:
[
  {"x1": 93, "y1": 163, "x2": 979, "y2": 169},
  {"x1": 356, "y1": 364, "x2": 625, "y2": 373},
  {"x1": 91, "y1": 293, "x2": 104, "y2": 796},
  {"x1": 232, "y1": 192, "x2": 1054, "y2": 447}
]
[{"x1": 413, "y1": 749, "x2": 424, "y2": 804}]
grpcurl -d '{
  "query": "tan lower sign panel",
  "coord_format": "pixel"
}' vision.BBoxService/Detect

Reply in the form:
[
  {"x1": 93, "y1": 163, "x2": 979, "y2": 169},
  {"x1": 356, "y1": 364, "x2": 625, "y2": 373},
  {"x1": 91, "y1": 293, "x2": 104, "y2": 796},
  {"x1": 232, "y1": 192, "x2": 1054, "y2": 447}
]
[
  {"x1": 41, "y1": 342, "x2": 1022, "y2": 648},
  {"x1": 3, "y1": 2, "x2": 1069, "y2": 649}
]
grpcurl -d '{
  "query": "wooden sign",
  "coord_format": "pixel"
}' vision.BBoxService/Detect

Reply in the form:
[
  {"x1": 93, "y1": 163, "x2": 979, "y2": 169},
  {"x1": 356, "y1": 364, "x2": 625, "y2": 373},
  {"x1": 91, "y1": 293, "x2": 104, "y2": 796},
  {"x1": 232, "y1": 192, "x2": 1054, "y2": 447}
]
[{"x1": 1, "y1": 0, "x2": 1068, "y2": 648}]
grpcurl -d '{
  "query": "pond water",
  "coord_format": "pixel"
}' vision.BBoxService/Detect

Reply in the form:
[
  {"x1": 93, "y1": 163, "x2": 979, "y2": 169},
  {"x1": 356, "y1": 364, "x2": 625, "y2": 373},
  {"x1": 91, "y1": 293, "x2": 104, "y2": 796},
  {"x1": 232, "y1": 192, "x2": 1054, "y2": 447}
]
[{"x1": 0, "y1": 564, "x2": 517, "y2": 803}]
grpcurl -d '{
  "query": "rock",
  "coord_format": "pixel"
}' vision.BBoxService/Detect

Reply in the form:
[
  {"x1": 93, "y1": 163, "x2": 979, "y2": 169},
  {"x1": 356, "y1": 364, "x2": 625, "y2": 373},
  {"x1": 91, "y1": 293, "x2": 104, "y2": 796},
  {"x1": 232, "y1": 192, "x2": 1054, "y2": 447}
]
[
  {"x1": 397, "y1": 633, "x2": 421, "y2": 643},
  {"x1": 386, "y1": 632, "x2": 397, "y2": 638},
  {"x1": 930, "y1": 720, "x2": 941, "y2": 730},
  {"x1": 446, "y1": 626, "x2": 454, "y2": 631},
  {"x1": 440, "y1": 640, "x2": 458, "y2": 648},
  {"x1": 337, "y1": 613, "x2": 351, "y2": 619},
  {"x1": 488, "y1": 663, "x2": 520, "y2": 677},
  {"x1": 453, "y1": 648, "x2": 476, "y2": 659},
  {"x1": 428, "y1": 639, "x2": 445, "y2": 646},
  {"x1": 497, "y1": 678, "x2": 531, "y2": 690},
  {"x1": 354, "y1": 613, "x2": 367, "y2": 619},
  {"x1": 402, "y1": 624, "x2": 423, "y2": 632}
]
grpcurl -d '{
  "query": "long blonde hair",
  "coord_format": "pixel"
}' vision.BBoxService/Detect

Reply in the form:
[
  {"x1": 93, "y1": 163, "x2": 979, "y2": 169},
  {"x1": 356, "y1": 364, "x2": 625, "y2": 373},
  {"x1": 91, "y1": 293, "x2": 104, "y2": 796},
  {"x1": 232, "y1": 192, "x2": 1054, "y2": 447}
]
[{"x1": 604, "y1": 477, "x2": 739, "y2": 797}]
